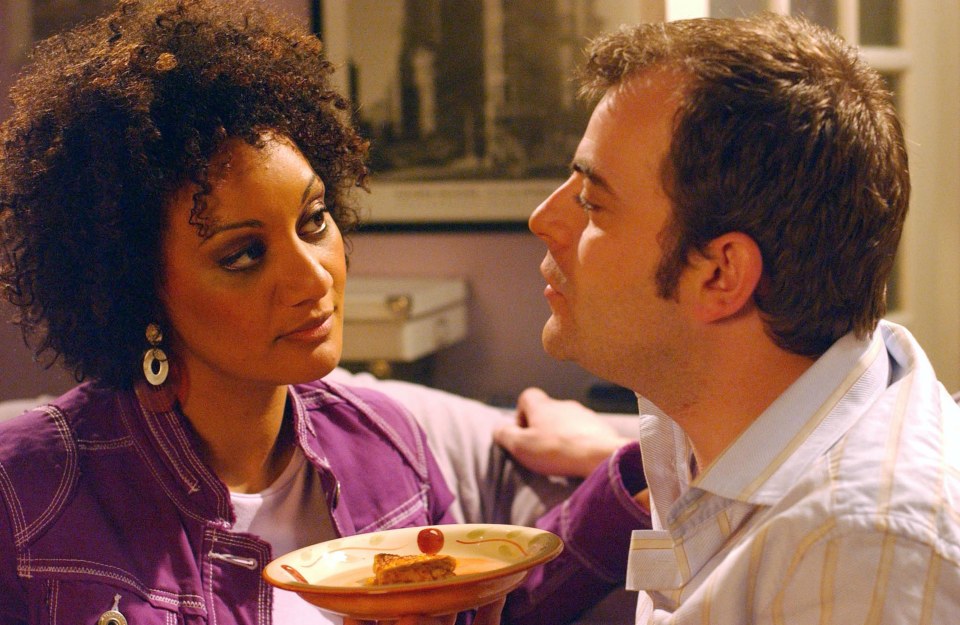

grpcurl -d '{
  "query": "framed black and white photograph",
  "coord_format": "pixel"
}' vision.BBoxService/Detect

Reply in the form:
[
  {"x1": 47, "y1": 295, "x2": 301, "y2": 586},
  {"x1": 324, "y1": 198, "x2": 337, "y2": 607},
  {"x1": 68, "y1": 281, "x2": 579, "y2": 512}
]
[
  {"x1": 3, "y1": 0, "x2": 646, "y2": 228},
  {"x1": 316, "y1": 0, "x2": 643, "y2": 228}
]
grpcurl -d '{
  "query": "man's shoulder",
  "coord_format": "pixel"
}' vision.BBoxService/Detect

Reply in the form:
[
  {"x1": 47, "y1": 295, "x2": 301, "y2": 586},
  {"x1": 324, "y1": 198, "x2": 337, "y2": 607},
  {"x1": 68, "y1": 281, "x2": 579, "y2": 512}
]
[{"x1": 778, "y1": 385, "x2": 960, "y2": 558}]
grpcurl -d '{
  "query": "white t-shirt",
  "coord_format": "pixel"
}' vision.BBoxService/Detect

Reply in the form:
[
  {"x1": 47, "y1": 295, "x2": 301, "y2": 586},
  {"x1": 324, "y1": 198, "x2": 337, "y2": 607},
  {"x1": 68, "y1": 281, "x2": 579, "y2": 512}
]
[{"x1": 231, "y1": 448, "x2": 340, "y2": 624}]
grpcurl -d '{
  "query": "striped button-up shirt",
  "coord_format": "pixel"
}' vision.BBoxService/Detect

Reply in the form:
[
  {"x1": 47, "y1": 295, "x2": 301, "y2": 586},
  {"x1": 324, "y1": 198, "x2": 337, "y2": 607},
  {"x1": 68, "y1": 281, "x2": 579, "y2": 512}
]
[{"x1": 626, "y1": 320, "x2": 960, "y2": 624}]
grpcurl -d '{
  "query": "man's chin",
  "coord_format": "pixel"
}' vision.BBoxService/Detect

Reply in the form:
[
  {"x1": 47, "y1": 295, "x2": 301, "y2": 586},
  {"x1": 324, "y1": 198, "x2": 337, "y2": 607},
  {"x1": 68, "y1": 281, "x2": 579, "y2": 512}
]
[{"x1": 541, "y1": 322, "x2": 575, "y2": 362}]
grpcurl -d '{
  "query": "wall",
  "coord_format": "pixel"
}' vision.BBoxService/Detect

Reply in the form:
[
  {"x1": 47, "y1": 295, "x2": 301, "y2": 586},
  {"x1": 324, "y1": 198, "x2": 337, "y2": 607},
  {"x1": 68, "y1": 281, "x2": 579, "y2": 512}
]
[
  {"x1": 0, "y1": 304, "x2": 77, "y2": 399},
  {"x1": 346, "y1": 231, "x2": 598, "y2": 405}
]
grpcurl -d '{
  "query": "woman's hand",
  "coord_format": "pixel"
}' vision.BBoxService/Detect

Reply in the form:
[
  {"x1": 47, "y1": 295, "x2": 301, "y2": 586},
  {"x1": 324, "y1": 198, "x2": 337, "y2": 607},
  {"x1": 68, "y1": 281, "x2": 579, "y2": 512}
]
[{"x1": 343, "y1": 595, "x2": 504, "y2": 625}]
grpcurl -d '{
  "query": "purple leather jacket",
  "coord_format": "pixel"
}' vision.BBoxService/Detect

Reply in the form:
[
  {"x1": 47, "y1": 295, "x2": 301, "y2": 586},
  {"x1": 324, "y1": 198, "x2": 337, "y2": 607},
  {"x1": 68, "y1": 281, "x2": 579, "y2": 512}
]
[{"x1": 0, "y1": 379, "x2": 455, "y2": 624}]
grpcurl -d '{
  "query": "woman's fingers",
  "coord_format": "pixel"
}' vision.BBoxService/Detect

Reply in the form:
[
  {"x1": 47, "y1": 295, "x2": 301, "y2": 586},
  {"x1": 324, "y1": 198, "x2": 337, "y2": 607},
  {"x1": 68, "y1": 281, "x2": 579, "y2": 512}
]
[
  {"x1": 473, "y1": 596, "x2": 506, "y2": 625},
  {"x1": 344, "y1": 595, "x2": 505, "y2": 625}
]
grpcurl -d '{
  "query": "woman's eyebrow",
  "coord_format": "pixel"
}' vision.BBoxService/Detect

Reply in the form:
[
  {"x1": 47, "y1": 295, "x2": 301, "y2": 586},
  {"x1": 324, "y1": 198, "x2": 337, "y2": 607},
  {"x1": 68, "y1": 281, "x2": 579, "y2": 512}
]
[
  {"x1": 199, "y1": 175, "x2": 324, "y2": 244},
  {"x1": 200, "y1": 219, "x2": 264, "y2": 244},
  {"x1": 301, "y1": 174, "x2": 324, "y2": 205}
]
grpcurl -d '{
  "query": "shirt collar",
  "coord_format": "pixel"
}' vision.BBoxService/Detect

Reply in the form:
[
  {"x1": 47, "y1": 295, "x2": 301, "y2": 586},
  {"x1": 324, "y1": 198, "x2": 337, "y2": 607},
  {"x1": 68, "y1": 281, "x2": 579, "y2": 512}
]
[
  {"x1": 696, "y1": 329, "x2": 890, "y2": 503},
  {"x1": 638, "y1": 327, "x2": 892, "y2": 521}
]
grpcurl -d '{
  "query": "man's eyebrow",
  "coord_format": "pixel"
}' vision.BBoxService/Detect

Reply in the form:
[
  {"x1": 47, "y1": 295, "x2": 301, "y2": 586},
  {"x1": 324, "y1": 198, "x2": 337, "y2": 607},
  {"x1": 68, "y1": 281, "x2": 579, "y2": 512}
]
[
  {"x1": 571, "y1": 160, "x2": 615, "y2": 195},
  {"x1": 200, "y1": 219, "x2": 263, "y2": 244}
]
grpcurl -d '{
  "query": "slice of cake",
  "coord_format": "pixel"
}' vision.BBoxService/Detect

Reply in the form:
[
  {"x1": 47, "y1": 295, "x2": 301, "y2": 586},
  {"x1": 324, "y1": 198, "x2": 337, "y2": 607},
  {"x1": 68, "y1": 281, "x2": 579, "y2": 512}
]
[{"x1": 372, "y1": 553, "x2": 457, "y2": 585}]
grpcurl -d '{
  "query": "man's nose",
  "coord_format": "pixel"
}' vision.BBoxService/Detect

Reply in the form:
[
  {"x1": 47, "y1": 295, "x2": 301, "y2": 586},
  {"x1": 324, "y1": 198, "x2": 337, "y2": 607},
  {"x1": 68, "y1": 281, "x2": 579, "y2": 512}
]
[{"x1": 529, "y1": 176, "x2": 586, "y2": 248}]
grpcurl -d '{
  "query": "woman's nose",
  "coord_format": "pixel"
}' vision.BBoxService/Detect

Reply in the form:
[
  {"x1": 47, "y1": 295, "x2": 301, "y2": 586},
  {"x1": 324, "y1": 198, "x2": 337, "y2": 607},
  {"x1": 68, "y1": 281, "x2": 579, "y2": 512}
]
[{"x1": 275, "y1": 241, "x2": 334, "y2": 306}]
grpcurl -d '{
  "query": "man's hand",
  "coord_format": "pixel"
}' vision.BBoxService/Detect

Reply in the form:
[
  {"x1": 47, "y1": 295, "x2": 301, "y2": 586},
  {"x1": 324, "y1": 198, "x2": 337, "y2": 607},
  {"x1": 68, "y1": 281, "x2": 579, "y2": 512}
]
[{"x1": 493, "y1": 387, "x2": 631, "y2": 478}]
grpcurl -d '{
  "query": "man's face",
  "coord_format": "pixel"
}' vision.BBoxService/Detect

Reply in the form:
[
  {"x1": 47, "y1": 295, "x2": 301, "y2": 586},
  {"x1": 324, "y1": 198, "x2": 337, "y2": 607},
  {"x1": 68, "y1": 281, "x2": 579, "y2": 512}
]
[{"x1": 529, "y1": 72, "x2": 696, "y2": 394}]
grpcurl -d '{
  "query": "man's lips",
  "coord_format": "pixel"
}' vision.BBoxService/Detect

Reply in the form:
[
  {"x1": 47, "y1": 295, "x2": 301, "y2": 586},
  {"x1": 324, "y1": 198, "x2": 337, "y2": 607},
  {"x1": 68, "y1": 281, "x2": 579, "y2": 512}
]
[{"x1": 540, "y1": 257, "x2": 566, "y2": 298}]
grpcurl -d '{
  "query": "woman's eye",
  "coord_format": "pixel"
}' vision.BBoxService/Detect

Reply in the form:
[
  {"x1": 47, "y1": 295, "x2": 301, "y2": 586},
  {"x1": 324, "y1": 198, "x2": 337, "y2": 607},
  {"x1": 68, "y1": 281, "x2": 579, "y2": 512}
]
[
  {"x1": 218, "y1": 240, "x2": 266, "y2": 272},
  {"x1": 300, "y1": 204, "x2": 329, "y2": 238}
]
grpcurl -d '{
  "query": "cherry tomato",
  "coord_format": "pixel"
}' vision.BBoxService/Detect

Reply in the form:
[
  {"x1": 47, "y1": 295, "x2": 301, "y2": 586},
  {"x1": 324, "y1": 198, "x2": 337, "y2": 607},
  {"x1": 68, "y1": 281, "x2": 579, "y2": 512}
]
[{"x1": 417, "y1": 527, "x2": 444, "y2": 555}]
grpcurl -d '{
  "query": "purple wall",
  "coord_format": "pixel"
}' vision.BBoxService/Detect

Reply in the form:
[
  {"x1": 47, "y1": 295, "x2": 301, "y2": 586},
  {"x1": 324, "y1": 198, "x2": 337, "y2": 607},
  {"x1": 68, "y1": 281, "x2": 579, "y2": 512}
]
[{"x1": 347, "y1": 231, "x2": 597, "y2": 405}]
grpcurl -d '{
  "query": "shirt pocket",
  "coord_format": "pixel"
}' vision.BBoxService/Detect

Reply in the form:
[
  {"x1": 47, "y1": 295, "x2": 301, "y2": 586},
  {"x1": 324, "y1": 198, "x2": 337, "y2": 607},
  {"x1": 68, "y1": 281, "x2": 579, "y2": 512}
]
[{"x1": 35, "y1": 580, "x2": 197, "y2": 625}]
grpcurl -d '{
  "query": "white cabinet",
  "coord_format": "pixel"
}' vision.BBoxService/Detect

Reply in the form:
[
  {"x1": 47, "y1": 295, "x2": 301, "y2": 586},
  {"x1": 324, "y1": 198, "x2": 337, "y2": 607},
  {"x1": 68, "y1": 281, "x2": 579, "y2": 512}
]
[{"x1": 341, "y1": 277, "x2": 469, "y2": 364}]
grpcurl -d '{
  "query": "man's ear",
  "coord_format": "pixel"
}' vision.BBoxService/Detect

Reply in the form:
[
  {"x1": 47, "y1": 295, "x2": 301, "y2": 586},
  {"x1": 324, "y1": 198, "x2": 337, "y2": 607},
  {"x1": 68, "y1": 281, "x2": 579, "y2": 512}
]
[{"x1": 687, "y1": 232, "x2": 763, "y2": 323}]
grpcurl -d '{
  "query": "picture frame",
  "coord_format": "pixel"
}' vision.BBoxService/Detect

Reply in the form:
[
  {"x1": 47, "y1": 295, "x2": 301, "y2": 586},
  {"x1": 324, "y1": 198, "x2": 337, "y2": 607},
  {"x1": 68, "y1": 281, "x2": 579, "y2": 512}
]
[
  {"x1": 29, "y1": 0, "x2": 116, "y2": 42},
  {"x1": 314, "y1": 0, "x2": 643, "y2": 229}
]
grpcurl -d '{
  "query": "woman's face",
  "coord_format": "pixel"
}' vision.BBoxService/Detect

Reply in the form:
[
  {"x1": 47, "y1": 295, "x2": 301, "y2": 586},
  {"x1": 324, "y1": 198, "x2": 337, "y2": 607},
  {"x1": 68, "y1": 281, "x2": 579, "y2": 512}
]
[{"x1": 159, "y1": 135, "x2": 345, "y2": 392}]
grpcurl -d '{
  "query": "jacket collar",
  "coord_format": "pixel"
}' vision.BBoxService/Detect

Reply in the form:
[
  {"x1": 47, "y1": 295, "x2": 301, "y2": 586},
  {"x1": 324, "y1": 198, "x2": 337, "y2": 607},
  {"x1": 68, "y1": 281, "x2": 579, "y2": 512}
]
[
  {"x1": 122, "y1": 382, "x2": 234, "y2": 524},
  {"x1": 123, "y1": 381, "x2": 338, "y2": 524}
]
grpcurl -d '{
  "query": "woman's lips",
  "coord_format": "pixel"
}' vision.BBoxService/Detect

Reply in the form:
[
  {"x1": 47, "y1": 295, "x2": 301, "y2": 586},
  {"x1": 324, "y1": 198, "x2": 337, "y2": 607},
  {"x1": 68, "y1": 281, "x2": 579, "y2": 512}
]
[{"x1": 279, "y1": 313, "x2": 334, "y2": 342}]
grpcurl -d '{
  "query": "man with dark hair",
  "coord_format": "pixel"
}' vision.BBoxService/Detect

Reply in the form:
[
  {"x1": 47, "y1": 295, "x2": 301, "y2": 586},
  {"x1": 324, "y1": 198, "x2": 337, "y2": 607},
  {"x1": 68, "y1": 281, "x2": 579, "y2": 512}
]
[{"x1": 497, "y1": 13, "x2": 960, "y2": 624}]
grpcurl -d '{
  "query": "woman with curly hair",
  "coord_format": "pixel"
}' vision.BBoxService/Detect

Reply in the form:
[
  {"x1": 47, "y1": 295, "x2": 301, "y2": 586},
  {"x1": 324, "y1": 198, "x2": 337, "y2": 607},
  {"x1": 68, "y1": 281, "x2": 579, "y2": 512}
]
[{"x1": 0, "y1": 1, "x2": 502, "y2": 623}]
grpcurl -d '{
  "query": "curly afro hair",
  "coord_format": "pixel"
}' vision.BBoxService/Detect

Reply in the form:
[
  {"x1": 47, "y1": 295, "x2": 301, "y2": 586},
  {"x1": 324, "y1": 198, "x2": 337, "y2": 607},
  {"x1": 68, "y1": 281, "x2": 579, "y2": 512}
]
[{"x1": 0, "y1": 0, "x2": 369, "y2": 389}]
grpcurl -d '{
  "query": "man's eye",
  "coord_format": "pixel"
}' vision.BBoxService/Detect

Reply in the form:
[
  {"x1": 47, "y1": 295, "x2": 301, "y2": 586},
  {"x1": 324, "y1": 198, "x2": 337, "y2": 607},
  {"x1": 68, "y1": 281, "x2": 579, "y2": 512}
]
[
  {"x1": 218, "y1": 241, "x2": 266, "y2": 271},
  {"x1": 573, "y1": 193, "x2": 596, "y2": 211}
]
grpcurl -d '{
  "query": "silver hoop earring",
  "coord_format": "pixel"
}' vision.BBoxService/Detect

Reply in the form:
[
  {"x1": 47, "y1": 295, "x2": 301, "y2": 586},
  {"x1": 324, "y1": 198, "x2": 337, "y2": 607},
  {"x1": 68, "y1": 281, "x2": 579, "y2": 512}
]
[{"x1": 142, "y1": 323, "x2": 169, "y2": 386}]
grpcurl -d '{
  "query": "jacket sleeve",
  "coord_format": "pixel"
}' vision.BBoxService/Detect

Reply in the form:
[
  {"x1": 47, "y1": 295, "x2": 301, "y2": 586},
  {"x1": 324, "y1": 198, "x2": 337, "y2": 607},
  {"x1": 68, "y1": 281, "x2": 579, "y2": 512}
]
[
  {"x1": 503, "y1": 442, "x2": 650, "y2": 625},
  {"x1": 0, "y1": 490, "x2": 27, "y2": 624}
]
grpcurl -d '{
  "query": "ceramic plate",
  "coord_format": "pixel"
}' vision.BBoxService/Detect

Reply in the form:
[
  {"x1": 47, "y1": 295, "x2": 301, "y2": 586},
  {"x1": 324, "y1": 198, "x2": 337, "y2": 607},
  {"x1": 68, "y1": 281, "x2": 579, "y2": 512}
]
[{"x1": 262, "y1": 523, "x2": 563, "y2": 619}]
